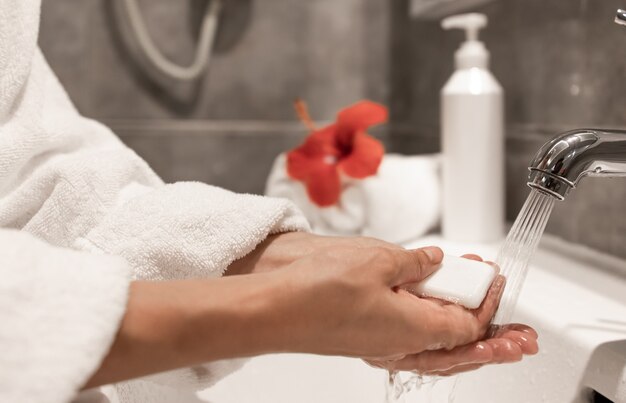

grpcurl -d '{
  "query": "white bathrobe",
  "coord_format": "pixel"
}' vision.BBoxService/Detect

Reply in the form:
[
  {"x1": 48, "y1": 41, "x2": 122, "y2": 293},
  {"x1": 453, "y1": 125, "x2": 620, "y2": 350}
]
[{"x1": 0, "y1": 2, "x2": 309, "y2": 403}]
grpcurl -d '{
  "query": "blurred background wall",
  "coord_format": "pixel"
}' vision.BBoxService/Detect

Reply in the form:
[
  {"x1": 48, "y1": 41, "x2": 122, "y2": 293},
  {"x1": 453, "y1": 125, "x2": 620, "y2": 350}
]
[
  {"x1": 39, "y1": 0, "x2": 390, "y2": 193},
  {"x1": 39, "y1": 0, "x2": 626, "y2": 258}
]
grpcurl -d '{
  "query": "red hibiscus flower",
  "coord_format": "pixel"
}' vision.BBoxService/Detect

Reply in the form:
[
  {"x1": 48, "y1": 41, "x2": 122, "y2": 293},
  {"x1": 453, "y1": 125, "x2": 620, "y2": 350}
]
[{"x1": 286, "y1": 100, "x2": 387, "y2": 207}]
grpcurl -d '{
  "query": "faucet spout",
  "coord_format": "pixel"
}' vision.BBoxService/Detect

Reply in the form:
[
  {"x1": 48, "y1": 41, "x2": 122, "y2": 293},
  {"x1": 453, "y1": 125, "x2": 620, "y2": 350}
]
[
  {"x1": 527, "y1": 129, "x2": 626, "y2": 200},
  {"x1": 616, "y1": 9, "x2": 626, "y2": 26}
]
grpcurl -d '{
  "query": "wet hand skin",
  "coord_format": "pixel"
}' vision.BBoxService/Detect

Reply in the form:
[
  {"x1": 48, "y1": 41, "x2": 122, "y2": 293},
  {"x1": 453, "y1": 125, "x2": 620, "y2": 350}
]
[
  {"x1": 230, "y1": 233, "x2": 538, "y2": 374},
  {"x1": 89, "y1": 236, "x2": 537, "y2": 388},
  {"x1": 366, "y1": 322, "x2": 538, "y2": 376},
  {"x1": 365, "y1": 254, "x2": 539, "y2": 376}
]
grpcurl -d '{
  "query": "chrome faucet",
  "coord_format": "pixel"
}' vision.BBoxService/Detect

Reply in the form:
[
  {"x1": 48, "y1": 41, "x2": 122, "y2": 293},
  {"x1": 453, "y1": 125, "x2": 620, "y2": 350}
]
[
  {"x1": 615, "y1": 9, "x2": 626, "y2": 26},
  {"x1": 526, "y1": 10, "x2": 626, "y2": 201},
  {"x1": 528, "y1": 129, "x2": 626, "y2": 200}
]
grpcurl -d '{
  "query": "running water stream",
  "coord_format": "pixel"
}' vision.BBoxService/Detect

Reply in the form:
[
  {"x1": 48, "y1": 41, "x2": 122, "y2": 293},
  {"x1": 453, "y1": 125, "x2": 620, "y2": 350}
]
[
  {"x1": 386, "y1": 189, "x2": 556, "y2": 402},
  {"x1": 492, "y1": 189, "x2": 555, "y2": 324}
]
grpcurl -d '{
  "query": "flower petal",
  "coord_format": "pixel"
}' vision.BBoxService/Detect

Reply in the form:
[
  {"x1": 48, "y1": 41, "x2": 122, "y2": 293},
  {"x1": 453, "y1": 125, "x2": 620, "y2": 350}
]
[
  {"x1": 338, "y1": 130, "x2": 385, "y2": 179},
  {"x1": 336, "y1": 100, "x2": 388, "y2": 133},
  {"x1": 286, "y1": 149, "x2": 317, "y2": 180},
  {"x1": 286, "y1": 124, "x2": 338, "y2": 180},
  {"x1": 308, "y1": 124, "x2": 339, "y2": 155},
  {"x1": 305, "y1": 164, "x2": 341, "y2": 207}
]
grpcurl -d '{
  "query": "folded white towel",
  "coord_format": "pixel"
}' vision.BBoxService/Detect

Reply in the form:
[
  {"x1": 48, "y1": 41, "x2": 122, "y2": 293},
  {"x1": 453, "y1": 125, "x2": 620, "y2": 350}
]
[
  {"x1": 0, "y1": 1, "x2": 309, "y2": 402},
  {"x1": 266, "y1": 153, "x2": 441, "y2": 243}
]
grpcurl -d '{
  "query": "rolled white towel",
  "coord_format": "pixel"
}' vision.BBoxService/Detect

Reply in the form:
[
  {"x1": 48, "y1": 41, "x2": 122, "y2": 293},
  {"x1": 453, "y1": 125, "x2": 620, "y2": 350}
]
[{"x1": 266, "y1": 153, "x2": 441, "y2": 244}]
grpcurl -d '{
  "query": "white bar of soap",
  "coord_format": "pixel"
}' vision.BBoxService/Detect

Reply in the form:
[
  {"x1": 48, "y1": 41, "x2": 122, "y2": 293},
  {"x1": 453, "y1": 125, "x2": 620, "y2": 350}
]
[{"x1": 407, "y1": 255, "x2": 496, "y2": 309}]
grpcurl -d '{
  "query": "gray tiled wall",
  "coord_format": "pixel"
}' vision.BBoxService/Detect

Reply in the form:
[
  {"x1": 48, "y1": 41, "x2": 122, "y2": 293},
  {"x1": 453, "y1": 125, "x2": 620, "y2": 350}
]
[
  {"x1": 39, "y1": 0, "x2": 626, "y2": 258},
  {"x1": 40, "y1": 0, "x2": 389, "y2": 121},
  {"x1": 390, "y1": 0, "x2": 626, "y2": 258}
]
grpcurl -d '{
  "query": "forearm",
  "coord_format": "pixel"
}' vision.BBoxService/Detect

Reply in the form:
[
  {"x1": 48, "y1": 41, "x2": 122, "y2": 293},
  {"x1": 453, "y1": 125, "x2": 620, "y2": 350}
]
[{"x1": 85, "y1": 275, "x2": 285, "y2": 388}]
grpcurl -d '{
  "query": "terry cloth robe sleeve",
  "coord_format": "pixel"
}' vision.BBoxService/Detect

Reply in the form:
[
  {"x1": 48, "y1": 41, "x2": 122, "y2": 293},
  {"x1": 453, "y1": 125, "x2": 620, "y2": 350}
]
[
  {"x1": 0, "y1": 229, "x2": 131, "y2": 403},
  {"x1": 0, "y1": 1, "x2": 310, "y2": 401}
]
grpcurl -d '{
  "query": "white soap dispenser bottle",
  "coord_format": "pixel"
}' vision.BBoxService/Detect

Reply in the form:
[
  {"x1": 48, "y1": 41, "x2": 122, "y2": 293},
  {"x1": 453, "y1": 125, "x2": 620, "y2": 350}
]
[{"x1": 440, "y1": 13, "x2": 504, "y2": 243}]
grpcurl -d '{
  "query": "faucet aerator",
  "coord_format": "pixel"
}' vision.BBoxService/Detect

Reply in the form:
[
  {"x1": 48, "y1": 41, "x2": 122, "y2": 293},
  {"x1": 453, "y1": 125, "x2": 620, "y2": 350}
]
[
  {"x1": 527, "y1": 128, "x2": 626, "y2": 201},
  {"x1": 527, "y1": 169, "x2": 571, "y2": 201}
]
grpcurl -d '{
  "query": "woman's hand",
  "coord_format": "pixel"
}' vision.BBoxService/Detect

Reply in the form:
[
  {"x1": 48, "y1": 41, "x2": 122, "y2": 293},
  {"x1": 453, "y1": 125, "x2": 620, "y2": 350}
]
[
  {"x1": 366, "y1": 323, "x2": 538, "y2": 376},
  {"x1": 89, "y1": 244, "x2": 473, "y2": 387},
  {"x1": 364, "y1": 254, "x2": 539, "y2": 376},
  {"x1": 264, "y1": 245, "x2": 506, "y2": 360},
  {"x1": 229, "y1": 233, "x2": 539, "y2": 373},
  {"x1": 226, "y1": 232, "x2": 399, "y2": 275},
  {"x1": 88, "y1": 236, "x2": 537, "y2": 388}
]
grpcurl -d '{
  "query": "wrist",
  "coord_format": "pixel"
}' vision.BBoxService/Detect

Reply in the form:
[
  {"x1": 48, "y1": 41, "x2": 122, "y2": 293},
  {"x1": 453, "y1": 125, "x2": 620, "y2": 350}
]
[{"x1": 225, "y1": 231, "x2": 314, "y2": 275}]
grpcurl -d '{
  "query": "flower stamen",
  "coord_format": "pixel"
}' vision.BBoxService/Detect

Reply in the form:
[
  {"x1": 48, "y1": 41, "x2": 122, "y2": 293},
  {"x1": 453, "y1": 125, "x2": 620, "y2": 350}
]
[{"x1": 294, "y1": 98, "x2": 317, "y2": 131}]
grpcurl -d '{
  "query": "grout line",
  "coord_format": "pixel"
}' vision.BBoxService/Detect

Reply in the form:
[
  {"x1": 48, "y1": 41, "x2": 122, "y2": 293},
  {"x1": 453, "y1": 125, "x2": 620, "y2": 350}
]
[
  {"x1": 105, "y1": 118, "x2": 626, "y2": 141},
  {"x1": 105, "y1": 119, "x2": 317, "y2": 134}
]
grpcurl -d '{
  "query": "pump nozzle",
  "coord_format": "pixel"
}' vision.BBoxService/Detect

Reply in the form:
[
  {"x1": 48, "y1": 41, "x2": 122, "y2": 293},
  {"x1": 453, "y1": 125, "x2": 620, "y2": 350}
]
[
  {"x1": 441, "y1": 13, "x2": 487, "y2": 41},
  {"x1": 441, "y1": 13, "x2": 489, "y2": 70}
]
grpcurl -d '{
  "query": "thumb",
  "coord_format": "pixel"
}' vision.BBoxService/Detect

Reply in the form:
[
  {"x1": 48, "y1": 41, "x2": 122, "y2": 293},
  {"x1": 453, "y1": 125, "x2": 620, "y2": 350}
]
[{"x1": 391, "y1": 246, "x2": 443, "y2": 286}]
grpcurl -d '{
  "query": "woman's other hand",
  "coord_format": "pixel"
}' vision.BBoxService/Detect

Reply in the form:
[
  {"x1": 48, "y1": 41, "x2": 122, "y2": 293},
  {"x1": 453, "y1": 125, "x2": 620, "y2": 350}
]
[
  {"x1": 228, "y1": 233, "x2": 538, "y2": 374},
  {"x1": 264, "y1": 246, "x2": 505, "y2": 360},
  {"x1": 365, "y1": 254, "x2": 538, "y2": 375}
]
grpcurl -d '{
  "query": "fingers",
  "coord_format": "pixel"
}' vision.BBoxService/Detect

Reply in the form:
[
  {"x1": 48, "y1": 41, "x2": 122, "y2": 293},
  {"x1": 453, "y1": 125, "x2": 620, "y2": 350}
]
[
  {"x1": 459, "y1": 256, "x2": 503, "y2": 326},
  {"x1": 387, "y1": 341, "x2": 492, "y2": 372},
  {"x1": 390, "y1": 246, "x2": 444, "y2": 286},
  {"x1": 499, "y1": 331, "x2": 538, "y2": 354},
  {"x1": 365, "y1": 325, "x2": 537, "y2": 375},
  {"x1": 489, "y1": 325, "x2": 539, "y2": 355},
  {"x1": 380, "y1": 335, "x2": 529, "y2": 375},
  {"x1": 474, "y1": 274, "x2": 506, "y2": 324},
  {"x1": 483, "y1": 338, "x2": 523, "y2": 363},
  {"x1": 423, "y1": 275, "x2": 505, "y2": 349},
  {"x1": 404, "y1": 267, "x2": 506, "y2": 351},
  {"x1": 433, "y1": 363, "x2": 484, "y2": 376},
  {"x1": 366, "y1": 320, "x2": 538, "y2": 376},
  {"x1": 461, "y1": 254, "x2": 501, "y2": 277},
  {"x1": 491, "y1": 323, "x2": 538, "y2": 339},
  {"x1": 461, "y1": 254, "x2": 483, "y2": 261}
]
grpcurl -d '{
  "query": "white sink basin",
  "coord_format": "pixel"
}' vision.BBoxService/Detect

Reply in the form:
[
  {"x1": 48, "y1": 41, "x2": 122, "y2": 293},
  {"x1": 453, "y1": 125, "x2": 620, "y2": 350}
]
[{"x1": 199, "y1": 235, "x2": 626, "y2": 403}]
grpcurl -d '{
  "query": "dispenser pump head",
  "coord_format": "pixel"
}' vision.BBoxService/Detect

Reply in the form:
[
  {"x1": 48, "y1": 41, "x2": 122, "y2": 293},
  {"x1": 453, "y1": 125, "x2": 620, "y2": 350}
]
[{"x1": 442, "y1": 13, "x2": 489, "y2": 69}]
